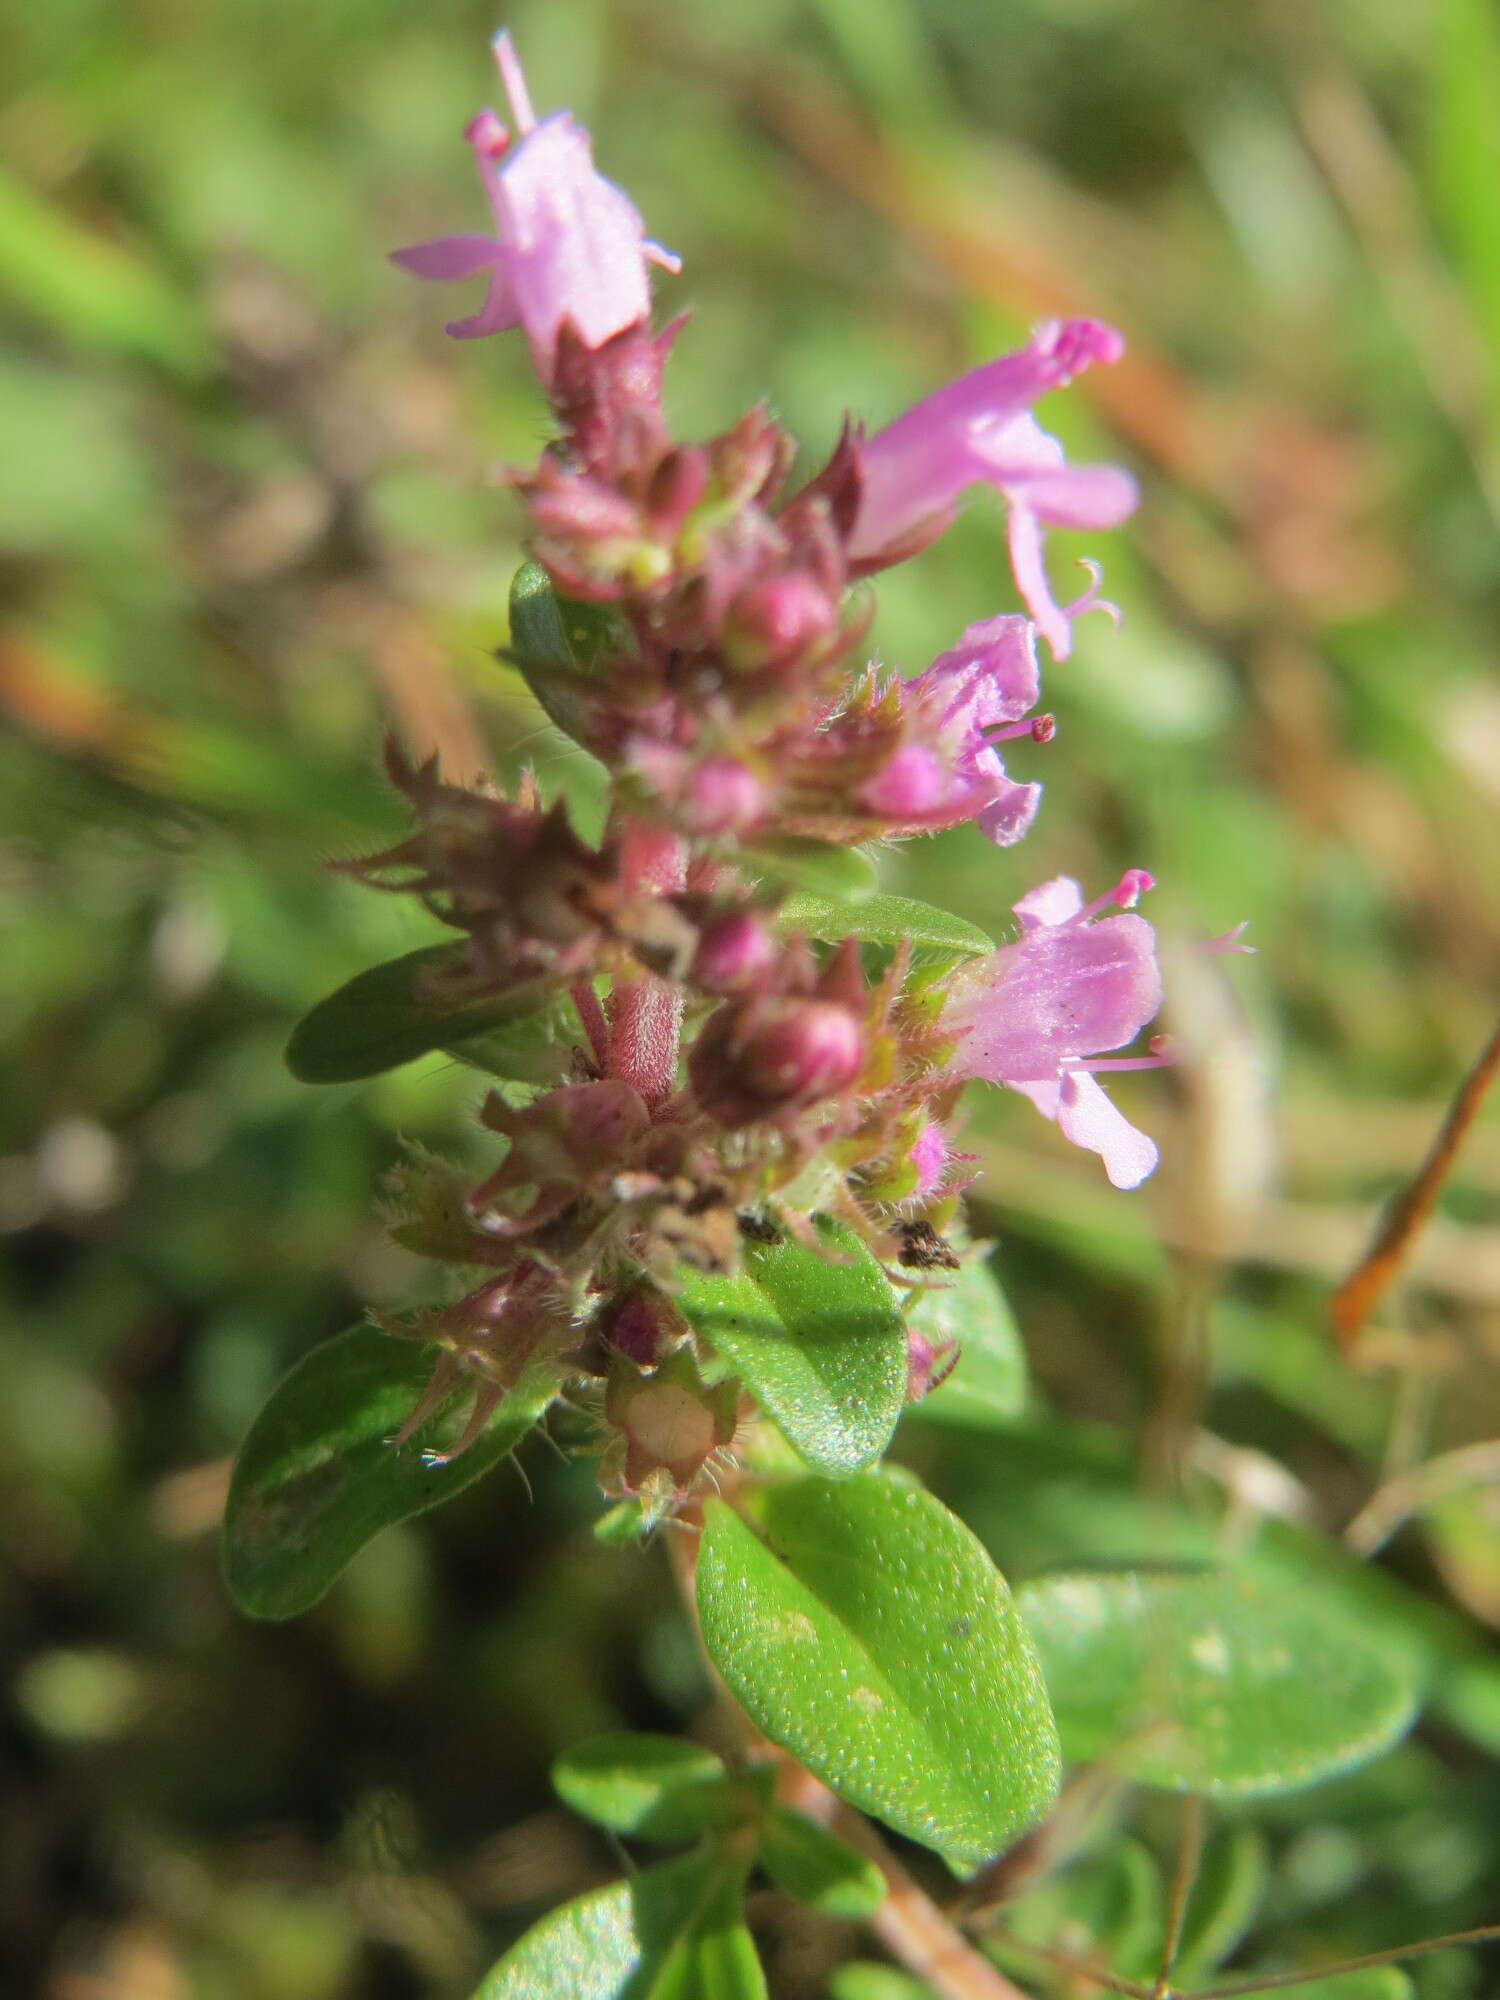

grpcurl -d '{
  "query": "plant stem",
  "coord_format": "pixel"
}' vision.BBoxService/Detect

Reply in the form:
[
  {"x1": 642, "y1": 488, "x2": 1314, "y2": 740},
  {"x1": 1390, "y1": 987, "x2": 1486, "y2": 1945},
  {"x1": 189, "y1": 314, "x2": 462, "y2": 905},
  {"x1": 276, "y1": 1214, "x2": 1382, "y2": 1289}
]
[
  {"x1": 780, "y1": 1765, "x2": 1036, "y2": 2000},
  {"x1": 607, "y1": 819, "x2": 686, "y2": 1107},
  {"x1": 1330, "y1": 1008, "x2": 1500, "y2": 1347}
]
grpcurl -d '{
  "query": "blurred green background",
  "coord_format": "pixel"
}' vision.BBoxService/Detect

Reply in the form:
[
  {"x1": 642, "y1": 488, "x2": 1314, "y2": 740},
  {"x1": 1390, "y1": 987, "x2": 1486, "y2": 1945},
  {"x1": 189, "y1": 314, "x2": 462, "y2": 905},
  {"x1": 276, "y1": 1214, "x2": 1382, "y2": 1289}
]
[{"x1": 5, "y1": 0, "x2": 1500, "y2": 1994}]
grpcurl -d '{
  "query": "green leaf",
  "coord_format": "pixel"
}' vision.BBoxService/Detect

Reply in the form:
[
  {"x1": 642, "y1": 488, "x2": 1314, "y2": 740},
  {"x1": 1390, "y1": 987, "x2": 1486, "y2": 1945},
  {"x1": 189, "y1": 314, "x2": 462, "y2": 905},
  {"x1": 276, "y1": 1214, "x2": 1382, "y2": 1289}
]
[
  {"x1": 472, "y1": 1849, "x2": 764, "y2": 2000},
  {"x1": 777, "y1": 891, "x2": 993, "y2": 957},
  {"x1": 223, "y1": 1326, "x2": 550, "y2": 1620},
  {"x1": 676, "y1": 1221, "x2": 908, "y2": 1476},
  {"x1": 1000, "y1": 1837, "x2": 1163, "y2": 1985},
  {"x1": 594, "y1": 1498, "x2": 650, "y2": 1546},
  {"x1": 1017, "y1": 1570, "x2": 1420, "y2": 1796},
  {"x1": 742, "y1": 835, "x2": 878, "y2": 902},
  {"x1": 829, "y1": 1969, "x2": 942, "y2": 2000},
  {"x1": 1174, "y1": 1825, "x2": 1267, "y2": 1980},
  {"x1": 443, "y1": 992, "x2": 588, "y2": 1086},
  {"x1": 901, "y1": 1254, "x2": 1027, "y2": 1430},
  {"x1": 473, "y1": 1876, "x2": 639, "y2": 2000},
  {"x1": 552, "y1": 1733, "x2": 734, "y2": 1842},
  {"x1": 696, "y1": 1476, "x2": 1059, "y2": 1865},
  {"x1": 758, "y1": 1804, "x2": 886, "y2": 1917},
  {"x1": 0, "y1": 167, "x2": 210, "y2": 375},
  {"x1": 285, "y1": 944, "x2": 548, "y2": 1084},
  {"x1": 507, "y1": 561, "x2": 632, "y2": 747}
]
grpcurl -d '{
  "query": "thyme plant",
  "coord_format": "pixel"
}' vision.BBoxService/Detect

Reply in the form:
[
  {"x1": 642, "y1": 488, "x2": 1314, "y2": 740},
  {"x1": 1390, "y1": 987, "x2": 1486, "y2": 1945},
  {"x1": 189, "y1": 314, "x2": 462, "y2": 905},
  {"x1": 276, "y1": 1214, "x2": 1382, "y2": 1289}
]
[{"x1": 219, "y1": 33, "x2": 1442, "y2": 1999}]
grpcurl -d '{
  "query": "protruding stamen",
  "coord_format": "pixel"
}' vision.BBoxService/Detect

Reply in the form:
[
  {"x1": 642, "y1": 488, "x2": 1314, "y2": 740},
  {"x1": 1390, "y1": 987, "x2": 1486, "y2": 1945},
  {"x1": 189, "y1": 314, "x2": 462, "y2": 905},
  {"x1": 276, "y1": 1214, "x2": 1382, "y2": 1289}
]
[
  {"x1": 1202, "y1": 920, "x2": 1256, "y2": 956},
  {"x1": 1063, "y1": 558, "x2": 1122, "y2": 629},
  {"x1": 1067, "y1": 868, "x2": 1156, "y2": 925},
  {"x1": 492, "y1": 31, "x2": 537, "y2": 134},
  {"x1": 984, "y1": 714, "x2": 1053, "y2": 745},
  {"x1": 645, "y1": 239, "x2": 683, "y2": 274},
  {"x1": 464, "y1": 109, "x2": 510, "y2": 161}
]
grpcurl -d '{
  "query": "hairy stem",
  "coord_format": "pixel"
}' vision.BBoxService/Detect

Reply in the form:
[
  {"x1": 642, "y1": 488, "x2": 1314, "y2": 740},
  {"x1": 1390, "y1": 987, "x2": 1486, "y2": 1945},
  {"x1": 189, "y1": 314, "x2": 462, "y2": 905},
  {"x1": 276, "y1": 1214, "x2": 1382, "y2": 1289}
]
[{"x1": 607, "y1": 819, "x2": 687, "y2": 1107}]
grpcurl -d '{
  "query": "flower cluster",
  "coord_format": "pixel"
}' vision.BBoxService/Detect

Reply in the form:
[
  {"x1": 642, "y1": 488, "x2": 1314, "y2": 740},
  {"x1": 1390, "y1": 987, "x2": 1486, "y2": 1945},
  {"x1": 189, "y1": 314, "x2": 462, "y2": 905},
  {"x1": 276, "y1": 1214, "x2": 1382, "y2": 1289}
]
[{"x1": 372, "y1": 33, "x2": 1237, "y2": 1510}]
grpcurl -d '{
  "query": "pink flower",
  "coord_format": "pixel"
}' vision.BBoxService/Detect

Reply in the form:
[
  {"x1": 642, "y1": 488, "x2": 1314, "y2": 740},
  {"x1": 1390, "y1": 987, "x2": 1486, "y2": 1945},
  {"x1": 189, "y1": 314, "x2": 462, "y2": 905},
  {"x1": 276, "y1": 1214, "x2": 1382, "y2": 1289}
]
[
  {"x1": 848, "y1": 320, "x2": 1137, "y2": 661},
  {"x1": 865, "y1": 614, "x2": 1049, "y2": 846},
  {"x1": 949, "y1": 871, "x2": 1166, "y2": 1188},
  {"x1": 391, "y1": 32, "x2": 679, "y2": 381}
]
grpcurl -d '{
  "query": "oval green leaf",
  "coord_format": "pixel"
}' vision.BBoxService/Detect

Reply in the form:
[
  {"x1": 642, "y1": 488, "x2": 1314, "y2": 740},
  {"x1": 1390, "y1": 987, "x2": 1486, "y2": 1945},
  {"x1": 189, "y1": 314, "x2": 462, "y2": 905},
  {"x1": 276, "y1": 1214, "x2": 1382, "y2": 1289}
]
[
  {"x1": 473, "y1": 1852, "x2": 766, "y2": 2000},
  {"x1": 901, "y1": 1254, "x2": 1027, "y2": 1430},
  {"x1": 759, "y1": 1804, "x2": 886, "y2": 1918},
  {"x1": 777, "y1": 891, "x2": 993, "y2": 958},
  {"x1": 507, "y1": 560, "x2": 632, "y2": 747},
  {"x1": 286, "y1": 944, "x2": 528, "y2": 1084},
  {"x1": 696, "y1": 1476, "x2": 1060, "y2": 1865},
  {"x1": 1017, "y1": 1569, "x2": 1421, "y2": 1796},
  {"x1": 552, "y1": 1732, "x2": 733, "y2": 1842},
  {"x1": 676, "y1": 1221, "x2": 908, "y2": 1476},
  {"x1": 223, "y1": 1326, "x2": 551, "y2": 1620}
]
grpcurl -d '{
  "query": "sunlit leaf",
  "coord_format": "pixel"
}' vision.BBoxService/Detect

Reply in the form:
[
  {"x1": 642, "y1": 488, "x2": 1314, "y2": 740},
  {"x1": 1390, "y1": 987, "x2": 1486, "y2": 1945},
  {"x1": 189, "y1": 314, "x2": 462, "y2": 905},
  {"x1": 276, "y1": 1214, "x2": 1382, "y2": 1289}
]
[
  {"x1": 696, "y1": 1475, "x2": 1059, "y2": 1865},
  {"x1": 223, "y1": 1326, "x2": 551, "y2": 1620},
  {"x1": 676, "y1": 1221, "x2": 908, "y2": 1476},
  {"x1": 1018, "y1": 1570, "x2": 1420, "y2": 1796},
  {"x1": 473, "y1": 1850, "x2": 766, "y2": 2000},
  {"x1": 777, "y1": 891, "x2": 993, "y2": 957},
  {"x1": 552, "y1": 1733, "x2": 734, "y2": 1841}
]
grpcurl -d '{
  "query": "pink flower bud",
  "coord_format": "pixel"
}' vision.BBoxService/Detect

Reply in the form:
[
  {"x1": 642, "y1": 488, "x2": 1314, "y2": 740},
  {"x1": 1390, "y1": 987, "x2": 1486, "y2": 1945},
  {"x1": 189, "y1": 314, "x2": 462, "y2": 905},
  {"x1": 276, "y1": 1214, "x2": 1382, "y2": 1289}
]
[
  {"x1": 691, "y1": 912, "x2": 778, "y2": 994},
  {"x1": 725, "y1": 573, "x2": 837, "y2": 668},
  {"x1": 690, "y1": 997, "x2": 865, "y2": 1128},
  {"x1": 684, "y1": 758, "x2": 766, "y2": 835}
]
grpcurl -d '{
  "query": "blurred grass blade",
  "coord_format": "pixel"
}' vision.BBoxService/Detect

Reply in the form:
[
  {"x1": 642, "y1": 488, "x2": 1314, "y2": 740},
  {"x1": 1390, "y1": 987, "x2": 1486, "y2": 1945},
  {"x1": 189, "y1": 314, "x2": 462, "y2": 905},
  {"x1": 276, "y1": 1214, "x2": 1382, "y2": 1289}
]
[{"x1": 0, "y1": 168, "x2": 210, "y2": 374}]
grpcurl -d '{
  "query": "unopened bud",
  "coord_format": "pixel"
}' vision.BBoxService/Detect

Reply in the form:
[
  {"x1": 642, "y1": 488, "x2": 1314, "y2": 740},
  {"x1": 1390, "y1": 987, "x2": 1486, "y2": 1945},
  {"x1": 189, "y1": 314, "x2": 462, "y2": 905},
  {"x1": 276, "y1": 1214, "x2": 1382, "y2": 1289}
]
[
  {"x1": 599, "y1": 1285, "x2": 685, "y2": 1369},
  {"x1": 683, "y1": 758, "x2": 766, "y2": 835},
  {"x1": 724, "y1": 573, "x2": 836, "y2": 669},
  {"x1": 691, "y1": 912, "x2": 778, "y2": 994},
  {"x1": 742, "y1": 1001, "x2": 863, "y2": 1102},
  {"x1": 691, "y1": 996, "x2": 865, "y2": 1127}
]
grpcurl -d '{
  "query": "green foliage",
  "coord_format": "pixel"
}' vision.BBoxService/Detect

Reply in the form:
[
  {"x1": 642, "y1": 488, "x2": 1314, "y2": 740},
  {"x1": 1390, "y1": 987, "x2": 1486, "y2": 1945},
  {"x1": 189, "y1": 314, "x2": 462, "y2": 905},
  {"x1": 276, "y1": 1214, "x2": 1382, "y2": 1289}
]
[
  {"x1": 551, "y1": 1733, "x2": 737, "y2": 1841},
  {"x1": 676, "y1": 1220, "x2": 909, "y2": 1475},
  {"x1": 696, "y1": 1475, "x2": 1059, "y2": 1864},
  {"x1": 507, "y1": 560, "x2": 633, "y2": 748},
  {"x1": 776, "y1": 890, "x2": 994, "y2": 956},
  {"x1": 286, "y1": 945, "x2": 575, "y2": 1084},
  {"x1": 11, "y1": 1, "x2": 1500, "y2": 1994},
  {"x1": 471, "y1": 1851, "x2": 766, "y2": 2000},
  {"x1": 222, "y1": 1327, "x2": 552, "y2": 1619},
  {"x1": 758, "y1": 1804, "x2": 886, "y2": 1917},
  {"x1": 1018, "y1": 1569, "x2": 1421, "y2": 1795},
  {"x1": 900, "y1": 1251, "x2": 1027, "y2": 1429},
  {"x1": 741, "y1": 834, "x2": 879, "y2": 901}
]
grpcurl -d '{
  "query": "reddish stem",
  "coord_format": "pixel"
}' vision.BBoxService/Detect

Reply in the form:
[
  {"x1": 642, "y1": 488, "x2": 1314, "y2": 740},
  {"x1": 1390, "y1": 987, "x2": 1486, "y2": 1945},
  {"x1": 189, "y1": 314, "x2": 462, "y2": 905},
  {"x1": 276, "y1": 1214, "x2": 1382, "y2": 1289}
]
[
  {"x1": 607, "y1": 820, "x2": 687, "y2": 1108},
  {"x1": 570, "y1": 979, "x2": 612, "y2": 1071}
]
